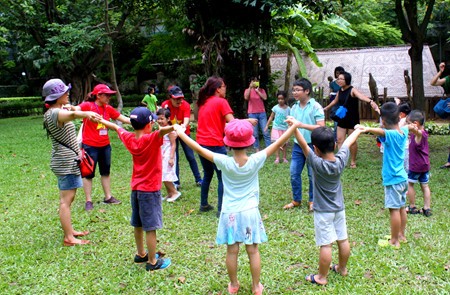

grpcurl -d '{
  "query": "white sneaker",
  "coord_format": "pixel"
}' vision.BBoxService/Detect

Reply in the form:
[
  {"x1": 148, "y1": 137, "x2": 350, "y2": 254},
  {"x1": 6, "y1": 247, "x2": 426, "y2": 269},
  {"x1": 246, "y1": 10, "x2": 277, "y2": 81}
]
[{"x1": 166, "y1": 192, "x2": 181, "y2": 203}]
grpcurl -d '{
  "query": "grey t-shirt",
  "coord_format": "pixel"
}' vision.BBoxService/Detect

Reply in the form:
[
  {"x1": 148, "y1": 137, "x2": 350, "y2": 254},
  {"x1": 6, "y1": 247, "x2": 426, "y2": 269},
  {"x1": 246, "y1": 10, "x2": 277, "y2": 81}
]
[{"x1": 306, "y1": 145, "x2": 350, "y2": 212}]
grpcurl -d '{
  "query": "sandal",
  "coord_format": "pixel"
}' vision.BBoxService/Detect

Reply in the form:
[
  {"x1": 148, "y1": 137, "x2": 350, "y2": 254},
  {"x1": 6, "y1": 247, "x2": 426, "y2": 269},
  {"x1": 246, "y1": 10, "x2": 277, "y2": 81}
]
[
  {"x1": 308, "y1": 201, "x2": 314, "y2": 212},
  {"x1": 421, "y1": 208, "x2": 432, "y2": 217},
  {"x1": 350, "y1": 163, "x2": 357, "y2": 169},
  {"x1": 283, "y1": 201, "x2": 301, "y2": 209},
  {"x1": 406, "y1": 205, "x2": 420, "y2": 214}
]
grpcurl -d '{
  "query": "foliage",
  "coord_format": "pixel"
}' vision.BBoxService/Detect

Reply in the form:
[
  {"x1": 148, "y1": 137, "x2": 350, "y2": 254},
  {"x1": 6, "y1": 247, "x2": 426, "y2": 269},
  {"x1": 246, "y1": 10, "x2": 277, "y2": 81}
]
[{"x1": 1, "y1": 115, "x2": 450, "y2": 293}]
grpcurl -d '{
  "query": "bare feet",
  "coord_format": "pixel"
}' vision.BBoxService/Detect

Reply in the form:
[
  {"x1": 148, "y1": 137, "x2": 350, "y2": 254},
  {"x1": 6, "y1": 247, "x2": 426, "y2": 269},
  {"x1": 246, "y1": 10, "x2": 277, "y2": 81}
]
[
  {"x1": 63, "y1": 238, "x2": 90, "y2": 246},
  {"x1": 73, "y1": 230, "x2": 89, "y2": 237}
]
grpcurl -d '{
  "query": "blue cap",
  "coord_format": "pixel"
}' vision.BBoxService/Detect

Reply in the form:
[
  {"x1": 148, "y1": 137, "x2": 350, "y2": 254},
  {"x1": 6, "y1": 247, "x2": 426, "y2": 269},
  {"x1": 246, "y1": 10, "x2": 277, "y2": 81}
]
[{"x1": 129, "y1": 107, "x2": 157, "y2": 130}]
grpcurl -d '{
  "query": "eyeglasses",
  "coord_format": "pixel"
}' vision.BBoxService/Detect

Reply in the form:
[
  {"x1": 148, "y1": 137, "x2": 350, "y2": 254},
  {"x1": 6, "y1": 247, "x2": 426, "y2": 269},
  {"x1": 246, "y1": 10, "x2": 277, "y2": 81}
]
[{"x1": 292, "y1": 88, "x2": 304, "y2": 93}]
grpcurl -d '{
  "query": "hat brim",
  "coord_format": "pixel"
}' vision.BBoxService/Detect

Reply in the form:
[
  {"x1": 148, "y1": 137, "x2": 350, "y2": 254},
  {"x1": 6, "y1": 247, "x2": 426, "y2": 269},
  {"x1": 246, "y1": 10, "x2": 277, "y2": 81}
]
[
  {"x1": 44, "y1": 84, "x2": 71, "y2": 102},
  {"x1": 223, "y1": 136, "x2": 255, "y2": 148},
  {"x1": 98, "y1": 89, "x2": 117, "y2": 94},
  {"x1": 170, "y1": 94, "x2": 184, "y2": 99}
]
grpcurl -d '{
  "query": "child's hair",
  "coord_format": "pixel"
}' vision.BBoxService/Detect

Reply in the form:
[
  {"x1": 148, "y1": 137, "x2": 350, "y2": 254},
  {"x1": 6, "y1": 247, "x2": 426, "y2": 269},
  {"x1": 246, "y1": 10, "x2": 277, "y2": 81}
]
[
  {"x1": 334, "y1": 66, "x2": 345, "y2": 77},
  {"x1": 408, "y1": 110, "x2": 425, "y2": 126},
  {"x1": 277, "y1": 90, "x2": 287, "y2": 100},
  {"x1": 293, "y1": 78, "x2": 312, "y2": 94},
  {"x1": 147, "y1": 86, "x2": 154, "y2": 94},
  {"x1": 398, "y1": 103, "x2": 411, "y2": 115},
  {"x1": 156, "y1": 108, "x2": 171, "y2": 124},
  {"x1": 311, "y1": 127, "x2": 335, "y2": 153},
  {"x1": 380, "y1": 102, "x2": 399, "y2": 126}
]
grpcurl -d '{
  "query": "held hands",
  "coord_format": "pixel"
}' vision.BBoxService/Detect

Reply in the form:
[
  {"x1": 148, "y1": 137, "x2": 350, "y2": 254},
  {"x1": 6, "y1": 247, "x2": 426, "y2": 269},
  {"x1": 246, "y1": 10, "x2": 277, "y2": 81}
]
[
  {"x1": 369, "y1": 100, "x2": 380, "y2": 114},
  {"x1": 173, "y1": 124, "x2": 186, "y2": 134},
  {"x1": 86, "y1": 111, "x2": 102, "y2": 122},
  {"x1": 285, "y1": 116, "x2": 302, "y2": 128},
  {"x1": 353, "y1": 124, "x2": 367, "y2": 133}
]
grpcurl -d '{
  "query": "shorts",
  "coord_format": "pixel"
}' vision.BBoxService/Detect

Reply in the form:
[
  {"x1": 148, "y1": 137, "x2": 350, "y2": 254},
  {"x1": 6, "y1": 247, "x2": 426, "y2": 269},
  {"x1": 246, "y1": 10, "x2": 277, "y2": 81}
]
[
  {"x1": 130, "y1": 190, "x2": 162, "y2": 231},
  {"x1": 408, "y1": 171, "x2": 430, "y2": 184},
  {"x1": 270, "y1": 128, "x2": 287, "y2": 142},
  {"x1": 57, "y1": 174, "x2": 83, "y2": 190},
  {"x1": 216, "y1": 207, "x2": 267, "y2": 245},
  {"x1": 82, "y1": 144, "x2": 112, "y2": 178},
  {"x1": 384, "y1": 181, "x2": 407, "y2": 209},
  {"x1": 314, "y1": 210, "x2": 348, "y2": 246}
]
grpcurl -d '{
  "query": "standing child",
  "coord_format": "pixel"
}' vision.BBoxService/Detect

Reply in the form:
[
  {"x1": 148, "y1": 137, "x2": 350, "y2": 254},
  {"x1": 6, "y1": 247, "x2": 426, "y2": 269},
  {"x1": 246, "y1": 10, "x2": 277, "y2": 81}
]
[
  {"x1": 398, "y1": 103, "x2": 411, "y2": 171},
  {"x1": 405, "y1": 110, "x2": 432, "y2": 217},
  {"x1": 264, "y1": 91, "x2": 291, "y2": 163},
  {"x1": 100, "y1": 107, "x2": 172, "y2": 271},
  {"x1": 356, "y1": 102, "x2": 409, "y2": 249},
  {"x1": 174, "y1": 119, "x2": 298, "y2": 295},
  {"x1": 290, "y1": 123, "x2": 363, "y2": 286},
  {"x1": 141, "y1": 86, "x2": 158, "y2": 112},
  {"x1": 156, "y1": 108, "x2": 181, "y2": 202}
]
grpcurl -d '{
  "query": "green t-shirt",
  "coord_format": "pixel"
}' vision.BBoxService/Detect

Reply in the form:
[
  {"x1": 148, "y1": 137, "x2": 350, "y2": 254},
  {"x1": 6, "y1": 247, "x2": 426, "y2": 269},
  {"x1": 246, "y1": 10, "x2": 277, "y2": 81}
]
[
  {"x1": 142, "y1": 94, "x2": 158, "y2": 112},
  {"x1": 444, "y1": 76, "x2": 450, "y2": 95}
]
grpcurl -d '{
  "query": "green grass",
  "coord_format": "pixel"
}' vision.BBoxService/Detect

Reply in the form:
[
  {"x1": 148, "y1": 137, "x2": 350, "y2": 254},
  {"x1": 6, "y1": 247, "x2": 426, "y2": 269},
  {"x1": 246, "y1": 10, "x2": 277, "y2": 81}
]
[{"x1": 1, "y1": 116, "x2": 449, "y2": 294}]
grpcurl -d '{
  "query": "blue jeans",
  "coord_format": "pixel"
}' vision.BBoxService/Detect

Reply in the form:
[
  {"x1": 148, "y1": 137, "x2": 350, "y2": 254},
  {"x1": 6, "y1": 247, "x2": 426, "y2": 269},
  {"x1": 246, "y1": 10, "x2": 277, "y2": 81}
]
[
  {"x1": 248, "y1": 112, "x2": 271, "y2": 149},
  {"x1": 290, "y1": 143, "x2": 313, "y2": 203},
  {"x1": 175, "y1": 136, "x2": 202, "y2": 185},
  {"x1": 199, "y1": 145, "x2": 226, "y2": 212}
]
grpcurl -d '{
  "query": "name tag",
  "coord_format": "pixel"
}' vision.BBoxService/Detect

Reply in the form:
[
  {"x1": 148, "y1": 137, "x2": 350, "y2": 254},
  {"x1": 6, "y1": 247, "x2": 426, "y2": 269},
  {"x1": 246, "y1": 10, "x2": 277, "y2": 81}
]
[{"x1": 99, "y1": 129, "x2": 108, "y2": 136}]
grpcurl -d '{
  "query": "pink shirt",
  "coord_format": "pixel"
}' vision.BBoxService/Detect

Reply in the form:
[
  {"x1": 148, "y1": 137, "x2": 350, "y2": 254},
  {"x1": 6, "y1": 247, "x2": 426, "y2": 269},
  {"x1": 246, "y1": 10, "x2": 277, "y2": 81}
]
[{"x1": 245, "y1": 88, "x2": 266, "y2": 114}]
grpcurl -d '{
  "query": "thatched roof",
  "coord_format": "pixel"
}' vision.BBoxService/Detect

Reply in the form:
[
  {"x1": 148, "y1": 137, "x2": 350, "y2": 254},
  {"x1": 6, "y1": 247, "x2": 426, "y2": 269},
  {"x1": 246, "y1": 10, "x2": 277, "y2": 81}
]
[{"x1": 270, "y1": 45, "x2": 444, "y2": 98}]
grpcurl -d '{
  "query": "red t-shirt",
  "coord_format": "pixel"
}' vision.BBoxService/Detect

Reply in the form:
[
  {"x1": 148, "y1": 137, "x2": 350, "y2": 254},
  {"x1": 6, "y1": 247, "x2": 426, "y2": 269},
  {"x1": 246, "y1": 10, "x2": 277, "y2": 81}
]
[
  {"x1": 245, "y1": 88, "x2": 266, "y2": 114},
  {"x1": 117, "y1": 128, "x2": 163, "y2": 192},
  {"x1": 161, "y1": 99, "x2": 191, "y2": 135},
  {"x1": 79, "y1": 102, "x2": 121, "y2": 147},
  {"x1": 196, "y1": 96, "x2": 233, "y2": 146}
]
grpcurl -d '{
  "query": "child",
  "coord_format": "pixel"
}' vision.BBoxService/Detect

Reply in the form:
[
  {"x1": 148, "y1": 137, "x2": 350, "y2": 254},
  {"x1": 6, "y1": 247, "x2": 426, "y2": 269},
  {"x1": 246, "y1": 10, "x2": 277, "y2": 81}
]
[
  {"x1": 264, "y1": 91, "x2": 291, "y2": 163},
  {"x1": 291, "y1": 123, "x2": 363, "y2": 286},
  {"x1": 356, "y1": 102, "x2": 409, "y2": 249},
  {"x1": 174, "y1": 119, "x2": 298, "y2": 295},
  {"x1": 398, "y1": 103, "x2": 411, "y2": 171},
  {"x1": 141, "y1": 86, "x2": 158, "y2": 112},
  {"x1": 156, "y1": 108, "x2": 181, "y2": 202},
  {"x1": 100, "y1": 107, "x2": 172, "y2": 271},
  {"x1": 405, "y1": 110, "x2": 432, "y2": 217}
]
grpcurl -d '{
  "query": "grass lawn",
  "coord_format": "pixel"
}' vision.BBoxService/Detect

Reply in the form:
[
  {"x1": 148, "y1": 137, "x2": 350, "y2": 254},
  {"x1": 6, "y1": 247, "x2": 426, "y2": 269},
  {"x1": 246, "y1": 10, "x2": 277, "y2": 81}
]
[{"x1": 0, "y1": 115, "x2": 449, "y2": 294}]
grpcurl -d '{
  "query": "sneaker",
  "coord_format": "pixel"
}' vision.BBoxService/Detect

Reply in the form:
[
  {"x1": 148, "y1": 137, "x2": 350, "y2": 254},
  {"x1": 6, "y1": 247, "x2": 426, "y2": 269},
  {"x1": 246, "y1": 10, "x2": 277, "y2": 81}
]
[
  {"x1": 134, "y1": 252, "x2": 159, "y2": 263},
  {"x1": 85, "y1": 201, "x2": 94, "y2": 211},
  {"x1": 146, "y1": 258, "x2": 171, "y2": 271},
  {"x1": 196, "y1": 179, "x2": 203, "y2": 187},
  {"x1": 166, "y1": 192, "x2": 181, "y2": 203},
  {"x1": 199, "y1": 204, "x2": 214, "y2": 212},
  {"x1": 104, "y1": 196, "x2": 121, "y2": 204}
]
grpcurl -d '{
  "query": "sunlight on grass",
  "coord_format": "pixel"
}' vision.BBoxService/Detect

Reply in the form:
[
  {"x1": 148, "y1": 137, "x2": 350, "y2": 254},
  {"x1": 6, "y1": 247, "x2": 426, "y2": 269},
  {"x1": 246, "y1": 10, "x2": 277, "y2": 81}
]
[{"x1": 0, "y1": 116, "x2": 449, "y2": 293}]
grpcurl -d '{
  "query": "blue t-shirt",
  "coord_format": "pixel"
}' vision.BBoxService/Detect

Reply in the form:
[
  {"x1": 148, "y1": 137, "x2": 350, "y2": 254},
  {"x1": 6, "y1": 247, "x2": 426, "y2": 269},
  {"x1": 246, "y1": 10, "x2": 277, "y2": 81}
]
[
  {"x1": 214, "y1": 151, "x2": 267, "y2": 214},
  {"x1": 271, "y1": 105, "x2": 290, "y2": 130},
  {"x1": 290, "y1": 98, "x2": 325, "y2": 144},
  {"x1": 379, "y1": 126, "x2": 409, "y2": 186}
]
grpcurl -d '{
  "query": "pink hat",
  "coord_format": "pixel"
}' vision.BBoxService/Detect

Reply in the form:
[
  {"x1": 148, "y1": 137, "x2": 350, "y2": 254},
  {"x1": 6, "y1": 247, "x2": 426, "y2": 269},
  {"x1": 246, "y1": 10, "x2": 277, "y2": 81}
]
[
  {"x1": 92, "y1": 84, "x2": 117, "y2": 95},
  {"x1": 223, "y1": 119, "x2": 255, "y2": 148}
]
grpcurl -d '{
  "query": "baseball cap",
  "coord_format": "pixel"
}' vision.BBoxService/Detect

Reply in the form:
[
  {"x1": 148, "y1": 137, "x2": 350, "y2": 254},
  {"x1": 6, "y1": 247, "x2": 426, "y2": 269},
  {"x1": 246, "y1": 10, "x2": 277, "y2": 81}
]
[
  {"x1": 129, "y1": 107, "x2": 157, "y2": 130},
  {"x1": 42, "y1": 79, "x2": 71, "y2": 102},
  {"x1": 223, "y1": 119, "x2": 255, "y2": 148},
  {"x1": 168, "y1": 86, "x2": 184, "y2": 99},
  {"x1": 92, "y1": 84, "x2": 117, "y2": 95}
]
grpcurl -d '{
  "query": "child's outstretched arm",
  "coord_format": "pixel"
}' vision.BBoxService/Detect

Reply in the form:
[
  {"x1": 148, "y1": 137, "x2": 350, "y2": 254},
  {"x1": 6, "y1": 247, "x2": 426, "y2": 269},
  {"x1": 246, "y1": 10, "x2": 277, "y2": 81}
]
[
  {"x1": 158, "y1": 125, "x2": 175, "y2": 137},
  {"x1": 173, "y1": 124, "x2": 214, "y2": 162},
  {"x1": 263, "y1": 117, "x2": 298, "y2": 157},
  {"x1": 354, "y1": 124, "x2": 385, "y2": 137},
  {"x1": 285, "y1": 117, "x2": 310, "y2": 157},
  {"x1": 342, "y1": 127, "x2": 364, "y2": 148},
  {"x1": 100, "y1": 118, "x2": 120, "y2": 132},
  {"x1": 264, "y1": 112, "x2": 275, "y2": 132},
  {"x1": 408, "y1": 123, "x2": 423, "y2": 144}
]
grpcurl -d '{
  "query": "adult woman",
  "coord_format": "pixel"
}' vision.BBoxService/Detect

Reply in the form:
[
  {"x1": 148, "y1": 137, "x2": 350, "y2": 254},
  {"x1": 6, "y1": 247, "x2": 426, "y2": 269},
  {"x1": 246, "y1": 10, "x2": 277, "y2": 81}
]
[
  {"x1": 161, "y1": 85, "x2": 203, "y2": 188},
  {"x1": 244, "y1": 77, "x2": 271, "y2": 151},
  {"x1": 43, "y1": 78, "x2": 101, "y2": 246},
  {"x1": 196, "y1": 77, "x2": 235, "y2": 215},
  {"x1": 73, "y1": 84, "x2": 130, "y2": 211},
  {"x1": 324, "y1": 71, "x2": 378, "y2": 168}
]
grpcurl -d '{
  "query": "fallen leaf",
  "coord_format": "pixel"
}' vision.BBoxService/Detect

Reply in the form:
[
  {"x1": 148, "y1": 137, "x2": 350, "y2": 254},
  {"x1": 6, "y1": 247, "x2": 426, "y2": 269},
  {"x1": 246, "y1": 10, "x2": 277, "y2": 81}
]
[
  {"x1": 263, "y1": 214, "x2": 268, "y2": 220},
  {"x1": 354, "y1": 199, "x2": 362, "y2": 205},
  {"x1": 185, "y1": 209, "x2": 195, "y2": 216},
  {"x1": 290, "y1": 231, "x2": 305, "y2": 237},
  {"x1": 99, "y1": 209, "x2": 106, "y2": 213},
  {"x1": 444, "y1": 263, "x2": 450, "y2": 271},
  {"x1": 364, "y1": 271, "x2": 373, "y2": 279},
  {"x1": 413, "y1": 232, "x2": 422, "y2": 239},
  {"x1": 178, "y1": 276, "x2": 186, "y2": 284}
]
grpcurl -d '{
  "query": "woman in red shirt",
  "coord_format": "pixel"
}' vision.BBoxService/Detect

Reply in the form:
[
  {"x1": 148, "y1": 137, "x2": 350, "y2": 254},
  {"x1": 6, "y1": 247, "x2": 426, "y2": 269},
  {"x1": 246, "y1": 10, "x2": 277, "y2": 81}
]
[{"x1": 74, "y1": 84, "x2": 130, "y2": 211}]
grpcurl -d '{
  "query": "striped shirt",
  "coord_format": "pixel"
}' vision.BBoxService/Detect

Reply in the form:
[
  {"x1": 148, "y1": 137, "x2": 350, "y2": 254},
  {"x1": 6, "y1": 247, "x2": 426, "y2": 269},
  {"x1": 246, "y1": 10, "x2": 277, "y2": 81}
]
[{"x1": 44, "y1": 108, "x2": 80, "y2": 176}]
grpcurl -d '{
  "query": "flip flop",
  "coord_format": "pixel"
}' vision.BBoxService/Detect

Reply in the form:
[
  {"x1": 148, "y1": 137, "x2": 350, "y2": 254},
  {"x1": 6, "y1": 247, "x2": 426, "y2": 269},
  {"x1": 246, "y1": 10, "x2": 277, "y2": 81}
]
[
  {"x1": 73, "y1": 230, "x2": 89, "y2": 237},
  {"x1": 330, "y1": 264, "x2": 339, "y2": 273},
  {"x1": 384, "y1": 235, "x2": 408, "y2": 244},
  {"x1": 305, "y1": 274, "x2": 326, "y2": 286},
  {"x1": 283, "y1": 201, "x2": 301, "y2": 209},
  {"x1": 377, "y1": 238, "x2": 400, "y2": 249}
]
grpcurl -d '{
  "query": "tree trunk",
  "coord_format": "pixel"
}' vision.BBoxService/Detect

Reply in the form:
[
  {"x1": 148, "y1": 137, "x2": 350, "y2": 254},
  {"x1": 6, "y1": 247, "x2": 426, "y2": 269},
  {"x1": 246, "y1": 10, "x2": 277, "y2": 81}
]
[
  {"x1": 409, "y1": 45, "x2": 425, "y2": 110},
  {"x1": 285, "y1": 50, "x2": 293, "y2": 93},
  {"x1": 107, "y1": 43, "x2": 123, "y2": 113}
]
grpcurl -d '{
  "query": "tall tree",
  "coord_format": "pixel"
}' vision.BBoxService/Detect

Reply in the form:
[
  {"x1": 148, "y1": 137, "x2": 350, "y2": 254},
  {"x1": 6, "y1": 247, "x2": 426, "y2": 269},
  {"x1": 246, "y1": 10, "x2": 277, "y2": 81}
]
[{"x1": 395, "y1": 0, "x2": 436, "y2": 110}]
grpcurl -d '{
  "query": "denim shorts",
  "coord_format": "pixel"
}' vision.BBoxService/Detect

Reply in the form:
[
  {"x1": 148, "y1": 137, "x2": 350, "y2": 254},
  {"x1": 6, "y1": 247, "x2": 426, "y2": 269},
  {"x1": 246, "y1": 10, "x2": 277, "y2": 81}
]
[
  {"x1": 408, "y1": 171, "x2": 430, "y2": 184},
  {"x1": 384, "y1": 181, "x2": 407, "y2": 209},
  {"x1": 130, "y1": 190, "x2": 162, "y2": 231},
  {"x1": 314, "y1": 210, "x2": 348, "y2": 246},
  {"x1": 57, "y1": 174, "x2": 83, "y2": 190}
]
